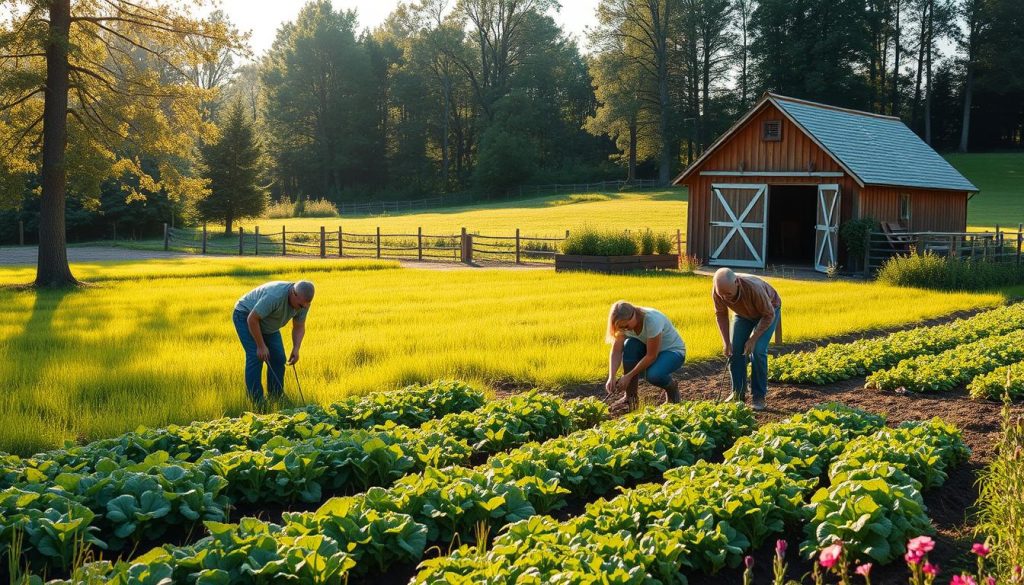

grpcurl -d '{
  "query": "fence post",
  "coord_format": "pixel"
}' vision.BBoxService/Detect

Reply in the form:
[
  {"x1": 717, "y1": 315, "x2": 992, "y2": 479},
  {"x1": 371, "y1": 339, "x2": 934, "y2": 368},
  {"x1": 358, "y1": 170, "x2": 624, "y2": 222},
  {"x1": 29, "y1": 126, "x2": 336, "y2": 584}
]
[
  {"x1": 163, "y1": 223, "x2": 169, "y2": 251},
  {"x1": 863, "y1": 231, "x2": 871, "y2": 278},
  {"x1": 948, "y1": 234, "x2": 955, "y2": 258},
  {"x1": 202, "y1": 222, "x2": 207, "y2": 254},
  {"x1": 565, "y1": 229, "x2": 570, "y2": 238},
  {"x1": 238, "y1": 227, "x2": 244, "y2": 256},
  {"x1": 984, "y1": 233, "x2": 990, "y2": 260},
  {"x1": 254, "y1": 226, "x2": 260, "y2": 256},
  {"x1": 418, "y1": 227, "x2": 423, "y2": 261},
  {"x1": 376, "y1": 227, "x2": 381, "y2": 259},
  {"x1": 676, "y1": 229, "x2": 682, "y2": 260},
  {"x1": 515, "y1": 228, "x2": 521, "y2": 264},
  {"x1": 1017, "y1": 224, "x2": 1022, "y2": 266},
  {"x1": 18, "y1": 220, "x2": 23, "y2": 246},
  {"x1": 461, "y1": 227, "x2": 468, "y2": 264},
  {"x1": 320, "y1": 226, "x2": 326, "y2": 258},
  {"x1": 338, "y1": 226, "x2": 343, "y2": 257}
]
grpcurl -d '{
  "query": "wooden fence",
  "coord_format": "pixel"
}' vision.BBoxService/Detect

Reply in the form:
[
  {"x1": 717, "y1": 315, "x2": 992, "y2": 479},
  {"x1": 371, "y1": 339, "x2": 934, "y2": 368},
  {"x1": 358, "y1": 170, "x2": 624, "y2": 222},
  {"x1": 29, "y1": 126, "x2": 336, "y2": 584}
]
[
  {"x1": 864, "y1": 224, "x2": 1024, "y2": 275},
  {"x1": 165, "y1": 224, "x2": 685, "y2": 266}
]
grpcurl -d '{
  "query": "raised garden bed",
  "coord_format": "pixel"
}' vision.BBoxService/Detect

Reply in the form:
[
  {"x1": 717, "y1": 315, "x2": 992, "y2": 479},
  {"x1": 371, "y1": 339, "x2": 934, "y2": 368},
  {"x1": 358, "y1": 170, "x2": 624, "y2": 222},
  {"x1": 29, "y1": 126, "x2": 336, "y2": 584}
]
[{"x1": 554, "y1": 253, "x2": 679, "y2": 273}]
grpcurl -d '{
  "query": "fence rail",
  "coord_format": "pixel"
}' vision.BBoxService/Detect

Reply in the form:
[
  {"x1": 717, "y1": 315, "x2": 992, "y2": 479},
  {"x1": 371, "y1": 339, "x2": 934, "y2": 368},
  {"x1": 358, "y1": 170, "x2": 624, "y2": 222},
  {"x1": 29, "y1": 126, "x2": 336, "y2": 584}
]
[
  {"x1": 863, "y1": 225, "x2": 1024, "y2": 275},
  {"x1": 165, "y1": 223, "x2": 685, "y2": 267}
]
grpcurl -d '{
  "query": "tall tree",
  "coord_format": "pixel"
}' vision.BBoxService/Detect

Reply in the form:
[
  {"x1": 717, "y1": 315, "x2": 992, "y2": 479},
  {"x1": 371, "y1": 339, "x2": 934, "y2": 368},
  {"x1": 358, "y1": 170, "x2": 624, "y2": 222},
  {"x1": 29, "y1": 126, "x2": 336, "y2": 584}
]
[
  {"x1": 734, "y1": 0, "x2": 754, "y2": 108},
  {"x1": 586, "y1": 42, "x2": 650, "y2": 181},
  {"x1": 198, "y1": 100, "x2": 266, "y2": 234},
  {"x1": 261, "y1": 1, "x2": 377, "y2": 201},
  {"x1": 0, "y1": 0, "x2": 236, "y2": 286},
  {"x1": 957, "y1": 0, "x2": 991, "y2": 152},
  {"x1": 595, "y1": 0, "x2": 674, "y2": 184}
]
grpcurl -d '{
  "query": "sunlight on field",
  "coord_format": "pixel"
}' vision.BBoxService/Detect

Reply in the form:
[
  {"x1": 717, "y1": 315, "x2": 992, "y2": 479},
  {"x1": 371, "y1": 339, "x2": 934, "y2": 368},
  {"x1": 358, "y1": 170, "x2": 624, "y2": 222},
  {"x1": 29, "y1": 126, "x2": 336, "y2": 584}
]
[
  {"x1": 0, "y1": 257, "x2": 1005, "y2": 454},
  {"x1": 240, "y1": 189, "x2": 688, "y2": 238}
]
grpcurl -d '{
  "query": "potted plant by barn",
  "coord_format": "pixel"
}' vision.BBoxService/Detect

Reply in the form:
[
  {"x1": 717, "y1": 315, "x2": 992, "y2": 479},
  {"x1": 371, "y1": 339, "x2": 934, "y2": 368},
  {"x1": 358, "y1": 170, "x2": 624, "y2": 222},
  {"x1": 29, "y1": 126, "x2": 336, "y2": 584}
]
[{"x1": 555, "y1": 227, "x2": 679, "y2": 273}]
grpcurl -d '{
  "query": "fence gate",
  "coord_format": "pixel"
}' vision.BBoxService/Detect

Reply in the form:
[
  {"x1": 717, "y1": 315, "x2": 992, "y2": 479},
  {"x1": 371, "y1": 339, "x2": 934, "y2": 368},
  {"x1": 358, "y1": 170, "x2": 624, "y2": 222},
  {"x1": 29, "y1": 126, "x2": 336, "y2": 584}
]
[
  {"x1": 709, "y1": 183, "x2": 767, "y2": 268},
  {"x1": 814, "y1": 184, "x2": 841, "y2": 273}
]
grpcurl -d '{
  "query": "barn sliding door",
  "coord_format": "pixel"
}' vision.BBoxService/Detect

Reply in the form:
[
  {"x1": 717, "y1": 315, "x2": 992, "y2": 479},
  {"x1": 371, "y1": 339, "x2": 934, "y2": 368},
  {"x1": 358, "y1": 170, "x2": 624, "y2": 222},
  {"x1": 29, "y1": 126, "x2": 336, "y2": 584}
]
[
  {"x1": 814, "y1": 184, "x2": 841, "y2": 273},
  {"x1": 709, "y1": 183, "x2": 767, "y2": 268}
]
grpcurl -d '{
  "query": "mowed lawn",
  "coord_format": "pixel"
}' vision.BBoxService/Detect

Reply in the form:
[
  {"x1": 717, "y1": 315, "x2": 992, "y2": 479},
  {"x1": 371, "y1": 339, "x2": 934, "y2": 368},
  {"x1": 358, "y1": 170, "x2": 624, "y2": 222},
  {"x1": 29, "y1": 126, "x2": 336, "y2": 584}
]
[
  {"x1": 238, "y1": 189, "x2": 688, "y2": 238},
  {"x1": 0, "y1": 257, "x2": 1008, "y2": 455},
  {"x1": 946, "y1": 152, "x2": 1024, "y2": 229}
]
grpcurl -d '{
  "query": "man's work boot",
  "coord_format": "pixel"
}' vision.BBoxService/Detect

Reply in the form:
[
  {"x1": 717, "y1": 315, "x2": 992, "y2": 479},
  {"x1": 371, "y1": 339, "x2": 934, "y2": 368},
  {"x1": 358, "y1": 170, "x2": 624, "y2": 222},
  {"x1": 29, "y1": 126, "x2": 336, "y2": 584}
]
[{"x1": 752, "y1": 396, "x2": 767, "y2": 411}]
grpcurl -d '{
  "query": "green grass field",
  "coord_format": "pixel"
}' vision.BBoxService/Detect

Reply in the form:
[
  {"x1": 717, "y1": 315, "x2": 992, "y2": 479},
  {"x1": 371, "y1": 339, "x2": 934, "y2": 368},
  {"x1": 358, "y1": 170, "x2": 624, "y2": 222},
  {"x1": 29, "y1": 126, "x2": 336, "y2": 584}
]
[
  {"x1": 0, "y1": 257, "x2": 1010, "y2": 455},
  {"x1": 239, "y1": 189, "x2": 688, "y2": 238},
  {"x1": 946, "y1": 152, "x2": 1024, "y2": 229}
]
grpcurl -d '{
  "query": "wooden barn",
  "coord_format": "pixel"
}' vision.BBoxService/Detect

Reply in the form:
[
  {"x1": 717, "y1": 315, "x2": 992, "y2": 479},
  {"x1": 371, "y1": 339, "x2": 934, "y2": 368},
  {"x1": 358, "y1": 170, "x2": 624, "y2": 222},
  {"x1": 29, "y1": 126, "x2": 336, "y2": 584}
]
[{"x1": 673, "y1": 93, "x2": 978, "y2": 272}]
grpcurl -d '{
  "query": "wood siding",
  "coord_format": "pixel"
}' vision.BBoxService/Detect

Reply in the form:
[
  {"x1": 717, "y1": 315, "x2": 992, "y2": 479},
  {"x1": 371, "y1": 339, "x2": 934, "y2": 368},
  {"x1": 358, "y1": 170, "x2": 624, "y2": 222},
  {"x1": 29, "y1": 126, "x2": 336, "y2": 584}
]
[
  {"x1": 680, "y1": 101, "x2": 968, "y2": 261},
  {"x1": 859, "y1": 187, "x2": 969, "y2": 232}
]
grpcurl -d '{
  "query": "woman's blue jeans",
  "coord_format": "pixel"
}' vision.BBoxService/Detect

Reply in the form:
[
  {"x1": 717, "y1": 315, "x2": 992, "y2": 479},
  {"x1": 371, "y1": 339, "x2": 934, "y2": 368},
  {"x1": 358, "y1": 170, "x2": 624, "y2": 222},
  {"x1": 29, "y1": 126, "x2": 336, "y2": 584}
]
[
  {"x1": 730, "y1": 308, "x2": 781, "y2": 400},
  {"x1": 233, "y1": 309, "x2": 286, "y2": 402},
  {"x1": 623, "y1": 337, "x2": 685, "y2": 389}
]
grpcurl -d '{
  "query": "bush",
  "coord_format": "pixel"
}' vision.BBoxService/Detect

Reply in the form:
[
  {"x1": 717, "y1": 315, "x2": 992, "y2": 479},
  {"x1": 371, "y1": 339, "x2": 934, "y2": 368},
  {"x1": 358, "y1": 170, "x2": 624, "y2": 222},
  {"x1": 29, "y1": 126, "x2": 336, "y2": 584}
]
[
  {"x1": 263, "y1": 198, "x2": 339, "y2": 219},
  {"x1": 839, "y1": 217, "x2": 877, "y2": 268},
  {"x1": 562, "y1": 226, "x2": 638, "y2": 256},
  {"x1": 300, "y1": 199, "x2": 339, "y2": 218},
  {"x1": 877, "y1": 251, "x2": 1024, "y2": 290},
  {"x1": 561, "y1": 227, "x2": 676, "y2": 257}
]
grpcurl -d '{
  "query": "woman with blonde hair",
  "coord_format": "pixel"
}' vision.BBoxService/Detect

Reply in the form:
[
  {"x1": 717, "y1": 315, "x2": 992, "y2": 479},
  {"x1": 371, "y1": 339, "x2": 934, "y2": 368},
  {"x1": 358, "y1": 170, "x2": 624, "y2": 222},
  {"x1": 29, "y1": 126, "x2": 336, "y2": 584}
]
[{"x1": 605, "y1": 300, "x2": 685, "y2": 410}]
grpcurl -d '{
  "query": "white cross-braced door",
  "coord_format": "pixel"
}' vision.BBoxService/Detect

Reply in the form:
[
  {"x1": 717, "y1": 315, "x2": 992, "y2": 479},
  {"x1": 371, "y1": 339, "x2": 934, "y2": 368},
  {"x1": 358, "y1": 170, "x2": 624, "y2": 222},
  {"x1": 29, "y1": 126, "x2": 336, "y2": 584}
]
[
  {"x1": 814, "y1": 184, "x2": 841, "y2": 272},
  {"x1": 708, "y1": 183, "x2": 768, "y2": 268}
]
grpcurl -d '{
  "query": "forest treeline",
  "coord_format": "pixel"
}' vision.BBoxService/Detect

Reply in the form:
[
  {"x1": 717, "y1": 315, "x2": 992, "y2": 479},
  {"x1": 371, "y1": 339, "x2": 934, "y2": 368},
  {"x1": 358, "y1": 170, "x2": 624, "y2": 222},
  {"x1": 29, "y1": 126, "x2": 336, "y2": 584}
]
[{"x1": 1, "y1": 0, "x2": 1021, "y2": 245}]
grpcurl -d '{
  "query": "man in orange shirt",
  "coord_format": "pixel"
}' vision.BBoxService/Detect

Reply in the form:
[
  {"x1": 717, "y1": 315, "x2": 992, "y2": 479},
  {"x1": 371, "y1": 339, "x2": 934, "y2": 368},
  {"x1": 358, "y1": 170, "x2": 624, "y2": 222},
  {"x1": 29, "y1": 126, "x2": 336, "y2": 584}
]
[{"x1": 712, "y1": 268, "x2": 782, "y2": 411}]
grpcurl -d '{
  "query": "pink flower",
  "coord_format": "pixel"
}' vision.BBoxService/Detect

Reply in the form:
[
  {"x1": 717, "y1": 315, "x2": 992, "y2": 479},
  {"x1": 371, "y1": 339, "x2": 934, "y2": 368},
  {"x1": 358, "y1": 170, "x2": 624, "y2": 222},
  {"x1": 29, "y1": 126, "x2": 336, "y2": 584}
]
[
  {"x1": 923, "y1": 563, "x2": 940, "y2": 576},
  {"x1": 951, "y1": 576, "x2": 978, "y2": 585},
  {"x1": 972, "y1": 543, "x2": 991, "y2": 557},
  {"x1": 745, "y1": 555, "x2": 755, "y2": 569},
  {"x1": 906, "y1": 549, "x2": 925, "y2": 565},
  {"x1": 855, "y1": 563, "x2": 873, "y2": 577},
  {"x1": 776, "y1": 539, "x2": 788, "y2": 558},
  {"x1": 908, "y1": 535, "x2": 936, "y2": 554},
  {"x1": 819, "y1": 541, "x2": 843, "y2": 569},
  {"x1": 987, "y1": 578, "x2": 996, "y2": 585}
]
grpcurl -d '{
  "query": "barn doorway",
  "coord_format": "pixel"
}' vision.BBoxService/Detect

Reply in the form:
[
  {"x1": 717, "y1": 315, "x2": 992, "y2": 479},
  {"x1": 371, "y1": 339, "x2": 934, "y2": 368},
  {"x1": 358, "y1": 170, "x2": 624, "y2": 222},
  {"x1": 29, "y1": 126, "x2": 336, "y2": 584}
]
[{"x1": 767, "y1": 185, "x2": 817, "y2": 264}]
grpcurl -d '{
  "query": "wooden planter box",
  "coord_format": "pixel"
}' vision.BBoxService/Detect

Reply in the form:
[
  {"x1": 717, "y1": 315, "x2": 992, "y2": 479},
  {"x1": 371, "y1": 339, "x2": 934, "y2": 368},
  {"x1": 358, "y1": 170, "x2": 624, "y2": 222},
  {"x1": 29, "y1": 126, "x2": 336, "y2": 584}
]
[{"x1": 555, "y1": 254, "x2": 679, "y2": 274}]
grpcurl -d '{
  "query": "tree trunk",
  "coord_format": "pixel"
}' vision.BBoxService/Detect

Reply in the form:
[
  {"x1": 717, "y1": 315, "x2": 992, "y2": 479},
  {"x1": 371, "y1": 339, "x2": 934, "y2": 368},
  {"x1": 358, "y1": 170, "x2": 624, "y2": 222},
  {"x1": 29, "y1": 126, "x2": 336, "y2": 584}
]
[
  {"x1": 225, "y1": 213, "x2": 233, "y2": 235},
  {"x1": 36, "y1": 0, "x2": 77, "y2": 287},
  {"x1": 658, "y1": 57, "x2": 671, "y2": 185},
  {"x1": 923, "y1": 0, "x2": 933, "y2": 145},
  {"x1": 628, "y1": 118, "x2": 638, "y2": 182},
  {"x1": 891, "y1": 0, "x2": 901, "y2": 115},
  {"x1": 910, "y1": 0, "x2": 927, "y2": 130}
]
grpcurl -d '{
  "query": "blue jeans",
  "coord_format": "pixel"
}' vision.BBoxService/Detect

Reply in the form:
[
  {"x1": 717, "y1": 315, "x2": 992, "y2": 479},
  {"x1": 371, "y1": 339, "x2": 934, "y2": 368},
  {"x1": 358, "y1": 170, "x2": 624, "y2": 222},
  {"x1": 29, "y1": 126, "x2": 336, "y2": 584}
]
[
  {"x1": 233, "y1": 309, "x2": 286, "y2": 402},
  {"x1": 730, "y1": 308, "x2": 781, "y2": 400},
  {"x1": 623, "y1": 337, "x2": 685, "y2": 389}
]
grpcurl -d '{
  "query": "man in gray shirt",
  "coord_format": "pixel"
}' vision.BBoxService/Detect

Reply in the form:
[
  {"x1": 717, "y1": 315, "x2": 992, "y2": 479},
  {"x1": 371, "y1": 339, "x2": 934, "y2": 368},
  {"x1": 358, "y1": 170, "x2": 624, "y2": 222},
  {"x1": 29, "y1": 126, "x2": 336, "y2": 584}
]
[{"x1": 233, "y1": 280, "x2": 314, "y2": 403}]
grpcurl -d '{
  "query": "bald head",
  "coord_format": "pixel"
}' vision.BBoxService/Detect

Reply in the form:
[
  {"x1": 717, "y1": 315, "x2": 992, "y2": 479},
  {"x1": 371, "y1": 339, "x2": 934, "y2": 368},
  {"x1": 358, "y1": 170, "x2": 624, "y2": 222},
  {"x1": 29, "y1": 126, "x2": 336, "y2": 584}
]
[
  {"x1": 294, "y1": 280, "x2": 315, "y2": 302},
  {"x1": 712, "y1": 268, "x2": 738, "y2": 299}
]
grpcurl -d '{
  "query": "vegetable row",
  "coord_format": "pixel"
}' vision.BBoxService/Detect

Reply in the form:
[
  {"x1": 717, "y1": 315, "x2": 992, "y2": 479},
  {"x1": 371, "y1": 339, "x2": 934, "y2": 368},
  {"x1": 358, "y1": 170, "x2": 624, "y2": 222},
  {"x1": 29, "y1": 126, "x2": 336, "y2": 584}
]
[
  {"x1": 1, "y1": 380, "x2": 486, "y2": 487},
  {"x1": 2, "y1": 389, "x2": 607, "y2": 573},
  {"x1": 56, "y1": 401, "x2": 755, "y2": 584},
  {"x1": 967, "y1": 361, "x2": 1024, "y2": 400},
  {"x1": 768, "y1": 303, "x2": 1024, "y2": 384},
  {"x1": 803, "y1": 418, "x2": 971, "y2": 563},
  {"x1": 865, "y1": 328, "x2": 1024, "y2": 392},
  {"x1": 412, "y1": 403, "x2": 887, "y2": 584}
]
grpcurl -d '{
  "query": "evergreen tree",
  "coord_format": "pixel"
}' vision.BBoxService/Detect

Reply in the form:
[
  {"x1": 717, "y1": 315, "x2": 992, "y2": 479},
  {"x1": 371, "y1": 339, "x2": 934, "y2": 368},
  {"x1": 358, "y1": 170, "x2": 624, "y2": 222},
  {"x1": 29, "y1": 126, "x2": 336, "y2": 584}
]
[{"x1": 198, "y1": 101, "x2": 267, "y2": 234}]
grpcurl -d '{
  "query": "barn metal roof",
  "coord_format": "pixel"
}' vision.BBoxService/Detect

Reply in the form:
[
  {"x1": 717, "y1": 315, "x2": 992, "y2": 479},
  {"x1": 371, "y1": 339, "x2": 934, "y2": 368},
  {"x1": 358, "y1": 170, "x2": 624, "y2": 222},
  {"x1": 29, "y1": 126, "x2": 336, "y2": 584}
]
[{"x1": 674, "y1": 94, "x2": 978, "y2": 192}]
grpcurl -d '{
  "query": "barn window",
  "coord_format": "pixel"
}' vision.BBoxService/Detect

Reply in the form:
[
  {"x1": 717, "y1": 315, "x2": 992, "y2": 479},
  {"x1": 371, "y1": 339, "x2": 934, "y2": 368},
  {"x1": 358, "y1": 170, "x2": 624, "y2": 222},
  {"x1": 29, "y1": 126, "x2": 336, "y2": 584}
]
[
  {"x1": 762, "y1": 120, "x2": 782, "y2": 142},
  {"x1": 899, "y1": 194, "x2": 912, "y2": 223}
]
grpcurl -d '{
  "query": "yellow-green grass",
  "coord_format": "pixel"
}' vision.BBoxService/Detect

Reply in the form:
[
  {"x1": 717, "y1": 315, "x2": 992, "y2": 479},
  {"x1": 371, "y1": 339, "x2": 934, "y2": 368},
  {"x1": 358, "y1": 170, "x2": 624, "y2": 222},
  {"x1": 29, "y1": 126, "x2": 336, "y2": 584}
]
[
  {"x1": 947, "y1": 152, "x2": 1024, "y2": 229},
  {"x1": 239, "y1": 189, "x2": 688, "y2": 238},
  {"x1": 0, "y1": 257, "x2": 1007, "y2": 455}
]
